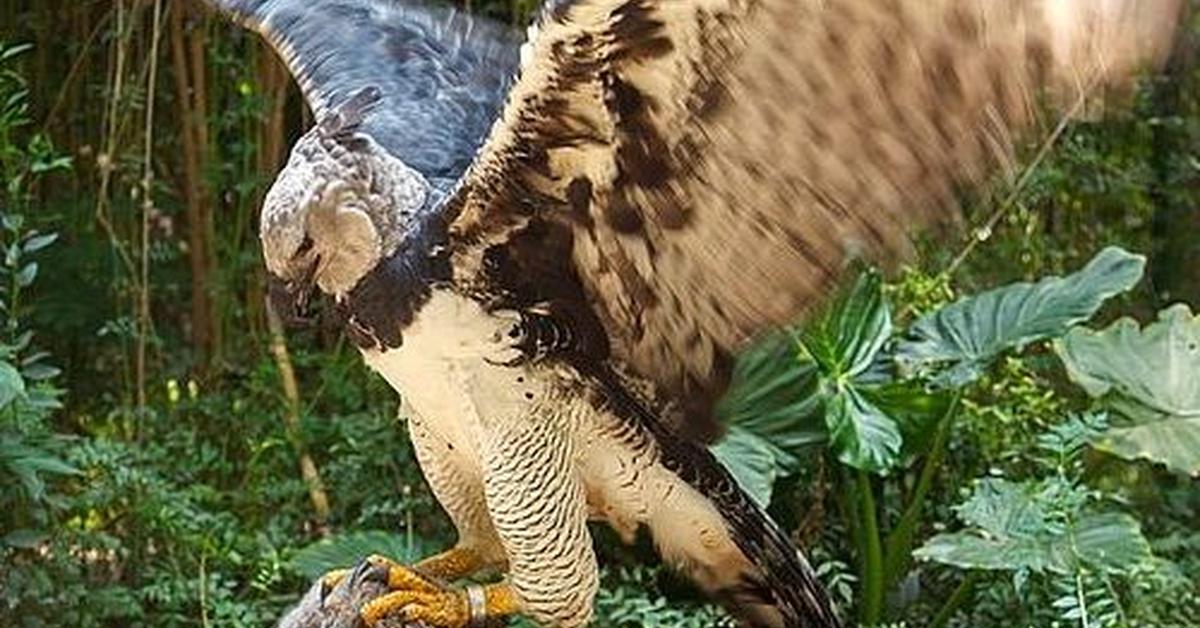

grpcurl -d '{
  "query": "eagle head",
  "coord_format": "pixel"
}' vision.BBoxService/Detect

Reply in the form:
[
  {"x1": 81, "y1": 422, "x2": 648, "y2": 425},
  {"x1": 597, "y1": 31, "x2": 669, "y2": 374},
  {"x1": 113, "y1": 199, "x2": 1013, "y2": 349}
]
[{"x1": 259, "y1": 87, "x2": 429, "y2": 321}]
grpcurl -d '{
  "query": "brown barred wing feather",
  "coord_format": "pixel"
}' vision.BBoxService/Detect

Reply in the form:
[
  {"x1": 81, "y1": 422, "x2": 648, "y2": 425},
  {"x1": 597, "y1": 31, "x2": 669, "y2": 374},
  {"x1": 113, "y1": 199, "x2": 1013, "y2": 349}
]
[{"x1": 446, "y1": 0, "x2": 1181, "y2": 425}]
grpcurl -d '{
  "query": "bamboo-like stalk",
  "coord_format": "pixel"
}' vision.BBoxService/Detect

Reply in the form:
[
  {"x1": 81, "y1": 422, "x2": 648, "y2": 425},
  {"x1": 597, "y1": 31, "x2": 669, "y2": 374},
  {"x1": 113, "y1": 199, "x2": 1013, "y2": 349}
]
[{"x1": 169, "y1": 0, "x2": 215, "y2": 372}]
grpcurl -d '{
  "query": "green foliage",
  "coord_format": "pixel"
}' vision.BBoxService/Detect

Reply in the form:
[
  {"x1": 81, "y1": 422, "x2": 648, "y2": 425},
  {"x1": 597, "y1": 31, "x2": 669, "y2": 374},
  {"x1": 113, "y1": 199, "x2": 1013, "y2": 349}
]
[
  {"x1": 915, "y1": 414, "x2": 1168, "y2": 628},
  {"x1": 713, "y1": 246, "x2": 1185, "y2": 626},
  {"x1": 895, "y1": 247, "x2": 1145, "y2": 387},
  {"x1": 590, "y1": 566, "x2": 734, "y2": 628},
  {"x1": 709, "y1": 426, "x2": 787, "y2": 508},
  {"x1": 1056, "y1": 304, "x2": 1200, "y2": 476},
  {"x1": 801, "y1": 270, "x2": 903, "y2": 473}
]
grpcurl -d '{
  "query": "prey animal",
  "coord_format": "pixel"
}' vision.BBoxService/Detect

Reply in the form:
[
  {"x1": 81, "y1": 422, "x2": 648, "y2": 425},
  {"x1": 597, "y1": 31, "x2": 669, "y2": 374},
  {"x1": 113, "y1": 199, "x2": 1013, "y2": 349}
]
[{"x1": 205, "y1": 0, "x2": 1180, "y2": 626}]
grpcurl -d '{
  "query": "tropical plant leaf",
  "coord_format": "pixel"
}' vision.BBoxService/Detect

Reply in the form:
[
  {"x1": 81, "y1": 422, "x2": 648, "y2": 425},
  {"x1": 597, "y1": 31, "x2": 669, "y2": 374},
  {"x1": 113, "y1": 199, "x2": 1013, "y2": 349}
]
[
  {"x1": 1071, "y1": 512, "x2": 1152, "y2": 570},
  {"x1": 289, "y1": 530, "x2": 432, "y2": 580},
  {"x1": 954, "y1": 478, "x2": 1047, "y2": 539},
  {"x1": 717, "y1": 332, "x2": 825, "y2": 455},
  {"x1": 801, "y1": 271, "x2": 911, "y2": 473},
  {"x1": 896, "y1": 247, "x2": 1145, "y2": 387},
  {"x1": 720, "y1": 270, "x2": 943, "y2": 480},
  {"x1": 710, "y1": 426, "x2": 789, "y2": 508},
  {"x1": 862, "y1": 382, "x2": 952, "y2": 459},
  {"x1": 912, "y1": 530, "x2": 1059, "y2": 573},
  {"x1": 802, "y1": 269, "x2": 892, "y2": 379},
  {"x1": 914, "y1": 479, "x2": 1151, "y2": 574},
  {"x1": 825, "y1": 385, "x2": 902, "y2": 473},
  {"x1": 1054, "y1": 304, "x2": 1200, "y2": 476}
]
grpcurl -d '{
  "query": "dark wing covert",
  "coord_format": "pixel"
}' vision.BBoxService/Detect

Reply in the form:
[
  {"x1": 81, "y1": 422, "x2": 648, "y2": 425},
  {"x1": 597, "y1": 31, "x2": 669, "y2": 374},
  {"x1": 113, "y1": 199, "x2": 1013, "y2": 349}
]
[{"x1": 205, "y1": 0, "x2": 523, "y2": 188}]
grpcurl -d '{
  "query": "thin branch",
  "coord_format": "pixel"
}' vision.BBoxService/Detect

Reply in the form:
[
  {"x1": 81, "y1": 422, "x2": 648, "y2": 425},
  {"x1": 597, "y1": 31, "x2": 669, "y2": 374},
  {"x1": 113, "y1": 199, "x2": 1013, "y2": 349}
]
[
  {"x1": 39, "y1": 7, "x2": 113, "y2": 135},
  {"x1": 941, "y1": 77, "x2": 1102, "y2": 279},
  {"x1": 136, "y1": 0, "x2": 164, "y2": 411}
]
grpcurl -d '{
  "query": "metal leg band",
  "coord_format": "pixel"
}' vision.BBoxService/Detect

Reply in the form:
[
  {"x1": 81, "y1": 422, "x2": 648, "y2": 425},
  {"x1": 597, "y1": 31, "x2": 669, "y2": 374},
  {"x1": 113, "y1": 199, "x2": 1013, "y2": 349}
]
[{"x1": 465, "y1": 584, "x2": 488, "y2": 628}]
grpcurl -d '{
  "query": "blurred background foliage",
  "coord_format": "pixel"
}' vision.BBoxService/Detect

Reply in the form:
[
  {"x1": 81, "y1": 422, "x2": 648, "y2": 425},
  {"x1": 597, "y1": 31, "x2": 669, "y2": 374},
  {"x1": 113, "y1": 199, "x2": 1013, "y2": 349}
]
[{"x1": 0, "y1": 1, "x2": 1198, "y2": 626}]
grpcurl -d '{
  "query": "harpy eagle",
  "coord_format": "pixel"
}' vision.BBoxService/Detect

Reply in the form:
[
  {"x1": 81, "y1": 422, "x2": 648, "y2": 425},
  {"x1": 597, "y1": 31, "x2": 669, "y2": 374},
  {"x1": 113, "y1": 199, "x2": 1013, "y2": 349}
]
[{"x1": 204, "y1": 0, "x2": 1180, "y2": 626}]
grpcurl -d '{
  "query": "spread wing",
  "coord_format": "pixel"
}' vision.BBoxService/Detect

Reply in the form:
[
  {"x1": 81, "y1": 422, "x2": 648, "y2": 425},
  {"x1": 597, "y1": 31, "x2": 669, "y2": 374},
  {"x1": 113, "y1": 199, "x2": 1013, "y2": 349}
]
[
  {"x1": 446, "y1": 0, "x2": 1181, "y2": 410},
  {"x1": 204, "y1": 0, "x2": 522, "y2": 186}
]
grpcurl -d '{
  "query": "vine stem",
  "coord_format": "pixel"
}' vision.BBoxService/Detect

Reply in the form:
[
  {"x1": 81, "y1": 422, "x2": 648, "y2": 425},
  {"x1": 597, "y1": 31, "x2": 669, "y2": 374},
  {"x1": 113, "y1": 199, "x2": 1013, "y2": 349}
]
[
  {"x1": 942, "y1": 75, "x2": 1100, "y2": 279},
  {"x1": 882, "y1": 392, "x2": 962, "y2": 590},
  {"x1": 136, "y1": 0, "x2": 163, "y2": 412}
]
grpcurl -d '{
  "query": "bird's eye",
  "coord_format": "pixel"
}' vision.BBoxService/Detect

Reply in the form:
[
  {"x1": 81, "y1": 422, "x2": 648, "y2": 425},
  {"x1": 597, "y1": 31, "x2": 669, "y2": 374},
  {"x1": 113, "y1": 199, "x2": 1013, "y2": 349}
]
[{"x1": 295, "y1": 235, "x2": 314, "y2": 257}]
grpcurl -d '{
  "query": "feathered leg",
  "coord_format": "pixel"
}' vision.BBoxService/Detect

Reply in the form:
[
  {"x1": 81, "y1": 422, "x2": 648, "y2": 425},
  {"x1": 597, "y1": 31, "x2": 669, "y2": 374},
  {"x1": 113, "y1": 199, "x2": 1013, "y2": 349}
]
[
  {"x1": 360, "y1": 413, "x2": 595, "y2": 628},
  {"x1": 480, "y1": 412, "x2": 598, "y2": 627}
]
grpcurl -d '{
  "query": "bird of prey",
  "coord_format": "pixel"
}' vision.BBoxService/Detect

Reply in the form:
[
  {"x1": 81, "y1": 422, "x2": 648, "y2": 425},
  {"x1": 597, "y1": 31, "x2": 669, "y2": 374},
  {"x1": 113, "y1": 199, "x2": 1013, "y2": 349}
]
[{"x1": 204, "y1": 0, "x2": 1179, "y2": 626}]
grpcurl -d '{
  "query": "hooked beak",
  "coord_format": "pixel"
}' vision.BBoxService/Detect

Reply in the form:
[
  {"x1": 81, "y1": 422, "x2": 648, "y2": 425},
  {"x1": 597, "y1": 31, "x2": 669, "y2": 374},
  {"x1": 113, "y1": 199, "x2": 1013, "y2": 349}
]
[{"x1": 267, "y1": 256, "x2": 320, "y2": 326}]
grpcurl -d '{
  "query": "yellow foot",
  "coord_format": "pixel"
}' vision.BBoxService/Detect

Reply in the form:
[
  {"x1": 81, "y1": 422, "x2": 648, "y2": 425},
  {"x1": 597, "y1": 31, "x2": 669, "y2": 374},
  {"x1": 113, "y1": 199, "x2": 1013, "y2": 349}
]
[
  {"x1": 321, "y1": 554, "x2": 444, "y2": 600},
  {"x1": 364, "y1": 554, "x2": 445, "y2": 593},
  {"x1": 360, "y1": 588, "x2": 469, "y2": 628}
]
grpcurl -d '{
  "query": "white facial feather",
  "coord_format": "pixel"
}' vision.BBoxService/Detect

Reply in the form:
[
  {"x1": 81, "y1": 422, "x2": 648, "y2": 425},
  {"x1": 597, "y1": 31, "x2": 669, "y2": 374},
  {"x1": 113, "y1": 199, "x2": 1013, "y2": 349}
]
[{"x1": 259, "y1": 127, "x2": 430, "y2": 296}]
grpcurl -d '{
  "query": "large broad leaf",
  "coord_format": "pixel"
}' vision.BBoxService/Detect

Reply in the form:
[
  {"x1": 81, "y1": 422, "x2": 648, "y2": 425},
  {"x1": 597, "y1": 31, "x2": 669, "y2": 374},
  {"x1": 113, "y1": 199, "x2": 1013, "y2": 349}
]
[
  {"x1": 1054, "y1": 304, "x2": 1200, "y2": 476},
  {"x1": 710, "y1": 426, "x2": 791, "y2": 508},
  {"x1": 914, "y1": 479, "x2": 1151, "y2": 574},
  {"x1": 717, "y1": 332, "x2": 825, "y2": 455},
  {"x1": 718, "y1": 270, "x2": 943, "y2": 482},
  {"x1": 802, "y1": 271, "x2": 912, "y2": 473},
  {"x1": 1071, "y1": 512, "x2": 1152, "y2": 571},
  {"x1": 289, "y1": 530, "x2": 432, "y2": 580},
  {"x1": 824, "y1": 385, "x2": 902, "y2": 473},
  {"x1": 802, "y1": 270, "x2": 892, "y2": 379},
  {"x1": 896, "y1": 247, "x2": 1145, "y2": 387},
  {"x1": 713, "y1": 331, "x2": 824, "y2": 504}
]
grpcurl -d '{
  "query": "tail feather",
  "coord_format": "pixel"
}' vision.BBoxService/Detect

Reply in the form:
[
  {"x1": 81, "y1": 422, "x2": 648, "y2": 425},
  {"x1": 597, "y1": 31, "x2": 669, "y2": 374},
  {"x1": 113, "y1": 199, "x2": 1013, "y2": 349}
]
[
  {"x1": 667, "y1": 439, "x2": 842, "y2": 628},
  {"x1": 590, "y1": 364, "x2": 841, "y2": 627}
]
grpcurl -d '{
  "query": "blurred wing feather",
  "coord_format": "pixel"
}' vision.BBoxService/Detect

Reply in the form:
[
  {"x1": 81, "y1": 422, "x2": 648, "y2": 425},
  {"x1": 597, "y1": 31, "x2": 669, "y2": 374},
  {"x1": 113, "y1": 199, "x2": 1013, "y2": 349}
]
[
  {"x1": 447, "y1": 0, "x2": 1180, "y2": 404},
  {"x1": 205, "y1": 0, "x2": 522, "y2": 185}
]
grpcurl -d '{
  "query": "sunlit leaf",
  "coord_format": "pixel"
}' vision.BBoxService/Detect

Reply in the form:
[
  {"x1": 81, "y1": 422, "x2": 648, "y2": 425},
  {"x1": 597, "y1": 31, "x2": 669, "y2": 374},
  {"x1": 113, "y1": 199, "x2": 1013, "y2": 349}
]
[
  {"x1": 914, "y1": 479, "x2": 1151, "y2": 574},
  {"x1": 1055, "y1": 304, "x2": 1200, "y2": 476},
  {"x1": 0, "y1": 360, "x2": 24, "y2": 407},
  {"x1": 896, "y1": 247, "x2": 1145, "y2": 387},
  {"x1": 21, "y1": 232, "x2": 57, "y2": 253}
]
